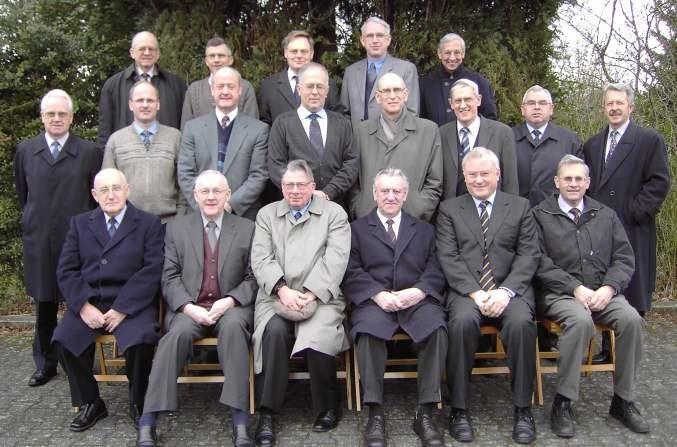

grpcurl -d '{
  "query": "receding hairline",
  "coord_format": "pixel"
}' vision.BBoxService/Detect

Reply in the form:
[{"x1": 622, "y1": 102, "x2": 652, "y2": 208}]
[
  {"x1": 131, "y1": 31, "x2": 158, "y2": 49},
  {"x1": 94, "y1": 168, "x2": 128, "y2": 187}
]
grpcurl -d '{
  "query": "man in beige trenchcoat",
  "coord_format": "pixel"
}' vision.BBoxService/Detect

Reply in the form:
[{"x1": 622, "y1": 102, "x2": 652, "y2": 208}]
[{"x1": 251, "y1": 159, "x2": 350, "y2": 446}]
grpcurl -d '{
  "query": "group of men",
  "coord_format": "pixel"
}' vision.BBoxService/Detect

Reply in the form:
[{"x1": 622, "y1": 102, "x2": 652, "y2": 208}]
[{"x1": 13, "y1": 14, "x2": 671, "y2": 447}]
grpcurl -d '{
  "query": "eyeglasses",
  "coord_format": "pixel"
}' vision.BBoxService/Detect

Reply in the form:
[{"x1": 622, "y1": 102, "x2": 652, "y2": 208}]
[
  {"x1": 134, "y1": 46, "x2": 158, "y2": 54},
  {"x1": 95, "y1": 185, "x2": 125, "y2": 195},
  {"x1": 286, "y1": 48, "x2": 311, "y2": 55},
  {"x1": 440, "y1": 50, "x2": 463, "y2": 58},
  {"x1": 378, "y1": 87, "x2": 405, "y2": 97},
  {"x1": 300, "y1": 83, "x2": 327, "y2": 92},
  {"x1": 363, "y1": 33, "x2": 389, "y2": 40},
  {"x1": 282, "y1": 181, "x2": 312, "y2": 191},
  {"x1": 523, "y1": 100, "x2": 551, "y2": 107},
  {"x1": 196, "y1": 188, "x2": 228, "y2": 196},
  {"x1": 42, "y1": 111, "x2": 70, "y2": 119}
]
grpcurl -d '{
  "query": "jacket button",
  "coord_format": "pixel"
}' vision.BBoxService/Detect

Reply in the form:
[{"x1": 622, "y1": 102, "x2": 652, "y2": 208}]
[
  {"x1": 101, "y1": 259, "x2": 107, "y2": 265},
  {"x1": 609, "y1": 190, "x2": 616, "y2": 197}
]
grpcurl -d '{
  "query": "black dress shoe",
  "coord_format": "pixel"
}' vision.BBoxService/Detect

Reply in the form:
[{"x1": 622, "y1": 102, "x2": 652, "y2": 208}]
[
  {"x1": 609, "y1": 394, "x2": 650, "y2": 433},
  {"x1": 130, "y1": 404, "x2": 141, "y2": 429},
  {"x1": 550, "y1": 399, "x2": 575, "y2": 438},
  {"x1": 413, "y1": 411, "x2": 443, "y2": 446},
  {"x1": 364, "y1": 415, "x2": 386, "y2": 447},
  {"x1": 512, "y1": 406, "x2": 536, "y2": 444},
  {"x1": 232, "y1": 422, "x2": 253, "y2": 447},
  {"x1": 136, "y1": 425, "x2": 157, "y2": 447},
  {"x1": 312, "y1": 408, "x2": 340, "y2": 432},
  {"x1": 591, "y1": 349, "x2": 611, "y2": 364},
  {"x1": 255, "y1": 413, "x2": 275, "y2": 446},
  {"x1": 448, "y1": 408, "x2": 474, "y2": 442},
  {"x1": 28, "y1": 368, "x2": 57, "y2": 387},
  {"x1": 69, "y1": 398, "x2": 108, "y2": 432}
]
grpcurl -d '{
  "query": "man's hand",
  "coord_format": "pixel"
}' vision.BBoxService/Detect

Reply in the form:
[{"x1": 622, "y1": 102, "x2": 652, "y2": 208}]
[
  {"x1": 103, "y1": 309, "x2": 127, "y2": 332},
  {"x1": 224, "y1": 201, "x2": 232, "y2": 213},
  {"x1": 183, "y1": 303, "x2": 216, "y2": 326},
  {"x1": 485, "y1": 289, "x2": 510, "y2": 318},
  {"x1": 278, "y1": 286, "x2": 305, "y2": 311},
  {"x1": 299, "y1": 290, "x2": 318, "y2": 307},
  {"x1": 312, "y1": 190, "x2": 329, "y2": 201},
  {"x1": 469, "y1": 290, "x2": 491, "y2": 316},
  {"x1": 207, "y1": 297, "x2": 235, "y2": 321},
  {"x1": 589, "y1": 285, "x2": 615, "y2": 312},
  {"x1": 80, "y1": 302, "x2": 106, "y2": 330},
  {"x1": 392, "y1": 288, "x2": 425, "y2": 309},
  {"x1": 372, "y1": 291, "x2": 399, "y2": 312},
  {"x1": 573, "y1": 285, "x2": 595, "y2": 313}
]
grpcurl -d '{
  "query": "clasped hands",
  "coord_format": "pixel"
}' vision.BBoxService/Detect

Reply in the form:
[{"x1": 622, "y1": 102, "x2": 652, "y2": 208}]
[
  {"x1": 470, "y1": 289, "x2": 510, "y2": 318},
  {"x1": 573, "y1": 285, "x2": 614, "y2": 313},
  {"x1": 183, "y1": 297, "x2": 236, "y2": 325},
  {"x1": 372, "y1": 288, "x2": 425, "y2": 312},
  {"x1": 79, "y1": 302, "x2": 127, "y2": 332},
  {"x1": 278, "y1": 286, "x2": 317, "y2": 311}
]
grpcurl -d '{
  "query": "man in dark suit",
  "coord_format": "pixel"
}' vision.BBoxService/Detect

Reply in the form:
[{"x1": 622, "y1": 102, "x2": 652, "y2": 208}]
[
  {"x1": 97, "y1": 31, "x2": 186, "y2": 147},
  {"x1": 439, "y1": 79, "x2": 518, "y2": 201},
  {"x1": 341, "y1": 17, "x2": 419, "y2": 129},
  {"x1": 136, "y1": 170, "x2": 257, "y2": 447},
  {"x1": 14, "y1": 89, "x2": 102, "y2": 388},
  {"x1": 267, "y1": 62, "x2": 358, "y2": 209},
  {"x1": 52, "y1": 168, "x2": 164, "y2": 433},
  {"x1": 343, "y1": 168, "x2": 447, "y2": 447},
  {"x1": 513, "y1": 85, "x2": 583, "y2": 207},
  {"x1": 436, "y1": 148, "x2": 540, "y2": 444},
  {"x1": 178, "y1": 67, "x2": 269, "y2": 220},
  {"x1": 420, "y1": 33, "x2": 497, "y2": 125},
  {"x1": 258, "y1": 30, "x2": 342, "y2": 126}
]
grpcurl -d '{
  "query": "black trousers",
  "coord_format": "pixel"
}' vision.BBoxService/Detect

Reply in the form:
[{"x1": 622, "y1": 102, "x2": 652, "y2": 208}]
[
  {"x1": 256, "y1": 315, "x2": 338, "y2": 415},
  {"x1": 55, "y1": 341, "x2": 154, "y2": 411},
  {"x1": 33, "y1": 300, "x2": 58, "y2": 372}
]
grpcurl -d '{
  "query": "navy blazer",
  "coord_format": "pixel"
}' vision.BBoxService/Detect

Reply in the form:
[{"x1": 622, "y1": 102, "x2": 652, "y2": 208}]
[{"x1": 53, "y1": 202, "x2": 164, "y2": 356}]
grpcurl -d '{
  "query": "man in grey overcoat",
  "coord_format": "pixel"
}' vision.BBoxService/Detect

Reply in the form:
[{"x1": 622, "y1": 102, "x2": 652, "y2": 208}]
[{"x1": 251, "y1": 159, "x2": 350, "y2": 446}]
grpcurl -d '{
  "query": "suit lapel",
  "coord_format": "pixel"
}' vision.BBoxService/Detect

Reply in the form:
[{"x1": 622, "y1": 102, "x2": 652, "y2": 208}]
[
  {"x1": 204, "y1": 114, "x2": 218, "y2": 169},
  {"x1": 600, "y1": 122, "x2": 635, "y2": 187},
  {"x1": 458, "y1": 196, "x2": 484, "y2": 249},
  {"x1": 324, "y1": 115, "x2": 339, "y2": 161},
  {"x1": 367, "y1": 211, "x2": 394, "y2": 252},
  {"x1": 275, "y1": 71, "x2": 297, "y2": 108},
  {"x1": 102, "y1": 203, "x2": 138, "y2": 254},
  {"x1": 189, "y1": 213, "x2": 205, "y2": 272},
  {"x1": 222, "y1": 116, "x2": 246, "y2": 173},
  {"x1": 217, "y1": 215, "x2": 235, "y2": 274},
  {"x1": 87, "y1": 208, "x2": 110, "y2": 250},
  {"x1": 393, "y1": 213, "x2": 416, "y2": 264},
  {"x1": 485, "y1": 192, "x2": 510, "y2": 249},
  {"x1": 475, "y1": 118, "x2": 493, "y2": 149}
]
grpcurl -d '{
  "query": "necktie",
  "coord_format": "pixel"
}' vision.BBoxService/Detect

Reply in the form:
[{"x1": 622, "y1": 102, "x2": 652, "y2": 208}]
[
  {"x1": 292, "y1": 75, "x2": 300, "y2": 106},
  {"x1": 364, "y1": 62, "x2": 377, "y2": 120},
  {"x1": 221, "y1": 115, "x2": 230, "y2": 129},
  {"x1": 386, "y1": 218, "x2": 396, "y2": 244},
  {"x1": 606, "y1": 130, "x2": 618, "y2": 162},
  {"x1": 308, "y1": 113, "x2": 323, "y2": 155},
  {"x1": 293, "y1": 211, "x2": 302, "y2": 220},
  {"x1": 50, "y1": 141, "x2": 61, "y2": 160},
  {"x1": 570, "y1": 208, "x2": 581, "y2": 224},
  {"x1": 459, "y1": 127, "x2": 470, "y2": 156},
  {"x1": 478, "y1": 200, "x2": 496, "y2": 291},
  {"x1": 206, "y1": 221, "x2": 217, "y2": 252},
  {"x1": 141, "y1": 73, "x2": 151, "y2": 82},
  {"x1": 107, "y1": 217, "x2": 117, "y2": 238},
  {"x1": 532, "y1": 129, "x2": 541, "y2": 146},
  {"x1": 141, "y1": 130, "x2": 151, "y2": 150}
]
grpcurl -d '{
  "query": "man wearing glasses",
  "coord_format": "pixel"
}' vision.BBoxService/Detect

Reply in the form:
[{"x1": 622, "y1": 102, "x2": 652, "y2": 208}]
[
  {"x1": 97, "y1": 31, "x2": 186, "y2": 148},
  {"x1": 341, "y1": 16, "x2": 420, "y2": 129},
  {"x1": 267, "y1": 62, "x2": 358, "y2": 210},
  {"x1": 350, "y1": 72, "x2": 441, "y2": 222}
]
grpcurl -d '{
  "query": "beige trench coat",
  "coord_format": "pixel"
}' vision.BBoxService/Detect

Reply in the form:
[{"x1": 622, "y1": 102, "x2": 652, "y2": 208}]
[{"x1": 251, "y1": 197, "x2": 351, "y2": 373}]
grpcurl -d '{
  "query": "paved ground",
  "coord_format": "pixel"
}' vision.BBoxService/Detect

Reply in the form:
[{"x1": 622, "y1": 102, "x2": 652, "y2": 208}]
[{"x1": 0, "y1": 312, "x2": 675, "y2": 447}]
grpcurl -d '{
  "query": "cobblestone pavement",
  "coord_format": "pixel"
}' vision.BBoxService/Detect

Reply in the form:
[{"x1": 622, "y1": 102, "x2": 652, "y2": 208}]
[{"x1": 0, "y1": 313, "x2": 674, "y2": 446}]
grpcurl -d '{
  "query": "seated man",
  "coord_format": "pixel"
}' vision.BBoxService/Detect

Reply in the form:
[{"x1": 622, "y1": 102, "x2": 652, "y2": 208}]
[
  {"x1": 435, "y1": 148, "x2": 539, "y2": 444},
  {"x1": 136, "y1": 170, "x2": 257, "y2": 447},
  {"x1": 251, "y1": 159, "x2": 350, "y2": 446},
  {"x1": 343, "y1": 168, "x2": 447, "y2": 447},
  {"x1": 532, "y1": 155, "x2": 648, "y2": 437},
  {"x1": 52, "y1": 168, "x2": 163, "y2": 433}
]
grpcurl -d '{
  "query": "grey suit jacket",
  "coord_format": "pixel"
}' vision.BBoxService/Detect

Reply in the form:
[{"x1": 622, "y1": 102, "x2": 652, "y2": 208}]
[
  {"x1": 161, "y1": 212, "x2": 257, "y2": 328},
  {"x1": 177, "y1": 111, "x2": 269, "y2": 217},
  {"x1": 435, "y1": 191, "x2": 540, "y2": 308},
  {"x1": 340, "y1": 54, "x2": 420, "y2": 129},
  {"x1": 180, "y1": 77, "x2": 259, "y2": 129},
  {"x1": 439, "y1": 117, "x2": 518, "y2": 201}
]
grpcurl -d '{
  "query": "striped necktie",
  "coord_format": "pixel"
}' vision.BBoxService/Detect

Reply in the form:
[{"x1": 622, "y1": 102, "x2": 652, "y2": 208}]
[{"x1": 478, "y1": 200, "x2": 496, "y2": 291}]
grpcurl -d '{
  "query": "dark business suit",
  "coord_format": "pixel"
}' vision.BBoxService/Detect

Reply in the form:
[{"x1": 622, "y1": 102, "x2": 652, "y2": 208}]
[
  {"x1": 267, "y1": 109, "x2": 359, "y2": 208},
  {"x1": 53, "y1": 203, "x2": 163, "y2": 410},
  {"x1": 14, "y1": 133, "x2": 101, "y2": 373},
  {"x1": 435, "y1": 192, "x2": 540, "y2": 409},
  {"x1": 439, "y1": 117, "x2": 518, "y2": 201},
  {"x1": 583, "y1": 119, "x2": 670, "y2": 313},
  {"x1": 143, "y1": 212, "x2": 257, "y2": 413},
  {"x1": 342, "y1": 209, "x2": 447, "y2": 404}
]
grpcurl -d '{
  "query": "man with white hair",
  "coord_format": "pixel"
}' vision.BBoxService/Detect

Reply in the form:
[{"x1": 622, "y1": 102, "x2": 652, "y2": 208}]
[
  {"x1": 14, "y1": 89, "x2": 102, "y2": 387},
  {"x1": 341, "y1": 16, "x2": 420, "y2": 128}
]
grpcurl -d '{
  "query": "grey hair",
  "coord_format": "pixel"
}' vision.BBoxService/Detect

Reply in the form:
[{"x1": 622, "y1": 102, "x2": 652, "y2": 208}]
[
  {"x1": 461, "y1": 147, "x2": 500, "y2": 171},
  {"x1": 130, "y1": 31, "x2": 158, "y2": 49},
  {"x1": 40, "y1": 89, "x2": 73, "y2": 113},
  {"x1": 522, "y1": 85, "x2": 553, "y2": 104},
  {"x1": 213, "y1": 66, "x2": 242, "y2": 84},
  {"x1": 438, "y1": 33, "x2": 466, "y2": 53},
  {"x1": 450, "y1": 78, "x2": 479, "y2": 99},
  {"x1": 283, "y1": 159, "x2": 315, "y2": 182},
  {"x1": 603, "y1": 82, "x2": 635, "y2": 105},
  {"x1": 377, "y1": 72, "x2": 406, "y2": 90},
  {"x1": 557, "y1": 154, "x2": 590, "y2": 177},
  {"x1": 128, "y1": 80, "x2": 158, "y2": 101},
  {"x1": 298, "y1": 62, "x2": 329, "y2": 85},
  {"x1": 372, "y1": 167, "x2": 410, "y2": 193},
  {"x1": 361, "y1": 17, "x2": 390, "y2": 35},
  {"x1": 194, "y1": 170, "x2": 230, "y2": 191}
]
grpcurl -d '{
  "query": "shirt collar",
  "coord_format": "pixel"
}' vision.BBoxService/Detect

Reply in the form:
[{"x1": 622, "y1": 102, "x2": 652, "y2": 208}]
[
  {"x1": 297, "y1": 104, "x2": 327, "y2": 120},
  {"x1": 45, "y1": 132, "x2": 69, "y2": 149},
  {"x1": 201, "y1": 212, "x2": 224, "y2": 230},
  {"x1": 609, "y1": 118, "x2": 630, "y2": 137},
  {"x1": 215, "y1": 107, "x2": 238, "y2": 126},
  {"x1": 471, "y1": 191, "x2": 497, "y2": 210},
  {"x1": 526, "y1": 122, "x2": 548, "y2": 136},
  {"x1": 287, "y1": 67, "x2": 300, "y2": 84},
  {"x1": 132, "y1": 120, "x2": 158, "y2": 136},
  {"x1": 457, "y1": 116, "x2": 481, "y2": 136},
  {"x1": 376, "y1": 209, "x2": 401, "y2": 227},
  {"x1": 136, "y1": 66, "x2": 155, "y2": 77},
  {"x1": 104, "y1": 205, "x2": 127, "y2": 226},
  {"x1": 290, "y1": 197, "x2": 313, "y2": 217},
  {"x1": 557, "y1": 195, "x2": 584, "y2": 215}
]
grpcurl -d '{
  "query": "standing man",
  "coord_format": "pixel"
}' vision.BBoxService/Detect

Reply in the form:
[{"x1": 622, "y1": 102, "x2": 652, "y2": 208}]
[
  {"x1": 513, "y1": 85, "x2": 583, "y2": 206},
  {"x1": 267, "y1": 62, "x2": 358, "y2": 208},
  {"x1": 181, "y1": 36, "x2": 259, "y2": 128},
  {"x1": 14, "y1": 89, "x2": 102, "y2": 387},
  {"x1": 420, "y1": 33, "x2": 498, "y2": 125},
  {"x1": 178, "y1": 67, "x2": 269, "y2": 220},
  {"x1": 343, "y1": 168, "x2": 447, "y2": 447},
  {"x1": 52, "y1": 169, "x2": 163, "y2": 432},
  {"x1": 439, "y1": 79, "x2": 518, "y2": 201},
  {"x1": 103, "y1": 80, "x2": 185, "y2": 222},
  {"x1": 533, "y1": 155, "x2": 648, "y2": 438},
  {"x1": 251, "y1": 160, "x2": 350, "y2": 446},
  {"x1": 436, "y1": 148, "x2": 539, "y2": 444},
  {"x1": 97, "y1": 31, "x2": 186, "y2": 147},
  {"x1": 350, "y1": 73, "x2": 441, "y2": 222},
  {"x1": 341, "y1": 17, "x2": 420, "y2": 129},
  {"x1": 258, "y1": 30, "x2": 343, "y2": 126},
  {"x1": 137, "y1": 171, "x2": 257, "y2": 447}
]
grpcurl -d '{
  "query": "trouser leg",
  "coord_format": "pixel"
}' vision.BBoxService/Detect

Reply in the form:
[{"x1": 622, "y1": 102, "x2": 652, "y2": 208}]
[
  {"x1": 446, "y1": 297, "x2": 481, "y2": 409},
  {"x1": 356, "y1": 334, "x2": 387, "y2": 405},
  {"x1": 306, "y1": 349, "x2": 338, "y2": 414},
  {"x1": 33, "y1": 300, "x2": 58, "y2": 371},
  {"x1": 125, "y1": 343, "x2": 155, "y2": 414},
  {"x1": 499, "y1": 298, "x2": 536, "y2": 408},
  {"x1": 416, "y1": 327, "x2": 447, "y2": 404},
  {"x1": 215, "y1": 306, "x2": 253, "y2": 411},
  {"x1": 257, "y1": 315, "x2": 293, "y2": 413},
  {"x1": 54, "y1": 341, "x2": 99, "y2": 406}
]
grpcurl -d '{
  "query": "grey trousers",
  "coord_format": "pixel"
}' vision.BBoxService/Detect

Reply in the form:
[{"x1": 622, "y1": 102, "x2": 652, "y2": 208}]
[
  {"x1": 545, "y1": 294, "x2": 644, "y2": 401},
  {"x1": 356, "y1": 328, "x2": 447, "y2": 405},
  {"x1": 143, "y1": 306, "x2": 253, "y2": 413}
]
